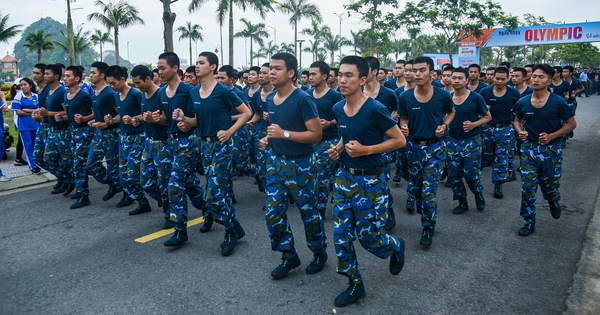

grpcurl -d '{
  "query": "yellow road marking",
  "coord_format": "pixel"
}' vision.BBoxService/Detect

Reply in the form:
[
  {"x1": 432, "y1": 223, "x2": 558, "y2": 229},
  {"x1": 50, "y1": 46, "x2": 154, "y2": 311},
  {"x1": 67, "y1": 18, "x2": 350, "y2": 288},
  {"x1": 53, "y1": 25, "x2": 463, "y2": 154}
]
[{"x1": 135, "y1": 217, "x2": 205, "y2": 244}]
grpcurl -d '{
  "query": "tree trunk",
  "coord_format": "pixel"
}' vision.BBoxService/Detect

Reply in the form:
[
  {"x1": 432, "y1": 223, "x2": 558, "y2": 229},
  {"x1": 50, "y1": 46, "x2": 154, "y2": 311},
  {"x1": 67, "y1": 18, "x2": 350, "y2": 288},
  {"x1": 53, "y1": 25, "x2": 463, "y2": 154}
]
[
  {"x1": 250, "y1": 38, "x2": 253, "y2": 67},
  {"x1": 37, "y1": 48, "x2": 42, "y2": 63},
  {"x1": 294, "y1": 20, "x2": 298, "y2": 58},
  {"x1": 189, "y1": 37, "x2": 193, "y2": 67},
  {"x1": 115, "y1": 28, "x2": 120, "y2": 66},
  {"x1": 66, "y1": 0, "x2": 76, "y2": 65},
  {"x1": 162, "y1": 0, "x2": 176, "y2": 52},
  {"x1": 330, "y1": 51, "x2": 334, "y2": 65},
  {"x1": 100, "y1": 42, "x2": 103, "y2": 62},
  {"x1": 228, "y1": 2, "x2": 234, "y2": 67}
]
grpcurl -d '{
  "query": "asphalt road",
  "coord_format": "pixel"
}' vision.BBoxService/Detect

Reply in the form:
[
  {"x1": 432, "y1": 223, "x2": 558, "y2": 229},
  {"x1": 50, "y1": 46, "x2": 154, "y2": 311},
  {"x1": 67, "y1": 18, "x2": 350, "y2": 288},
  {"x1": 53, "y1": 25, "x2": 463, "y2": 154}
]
[{"x1": 1, "y1": 96, "x2": 599, "y2": 315}]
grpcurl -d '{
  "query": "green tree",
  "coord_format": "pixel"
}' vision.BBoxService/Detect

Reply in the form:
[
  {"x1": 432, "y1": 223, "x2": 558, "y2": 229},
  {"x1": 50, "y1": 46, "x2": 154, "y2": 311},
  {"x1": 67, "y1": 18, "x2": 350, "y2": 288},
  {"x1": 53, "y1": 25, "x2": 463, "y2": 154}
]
[
  {"x1": 234, "y1": 18, "x2": 269, "y2": 66},
  {"x1": 55, "y1": 26, "x2": 92, "y2": 65},
  {"x1": 321, "y1": 31, "x2": 350, "y2": 65},
  {"x1": 348, "y1": 30, "x2": 366, "y2": 56},
  {"x1": 87, "y1": 0, "x2": 145, "y2": 66},
  {"x1": 177, "y1": 21, "x2": 203, "y2": 66},
  {"x1": 90, "y1": 29, "x2": 113, "y2": 62},
  {"x1": 189, "y1": 0, "x2": 275, "y2": 67},
  {"x1": 556, "y1": 43, "x2": 600, "y2": 67},
  {"x1": 278, "y1": 42, "x2": 295, "y2": 54},
  {"x1": 390, "y1": 38, "x2": 410, "y2": 61},
  {"x1": 23, "y1": 30, "x2": 54, "y2": 63},
  {"x1": 300, "y1": 19, "x2": 330, "y2": 42},
  {"x1": 303, "y1": 39, "x2": 325, "y2": 62},
  {"x1": 259, "y1": 40, "x2": 278, "y2": 59},
  {"x1": 0, "y1": 11, "x2": 22, "y2": 44},
  {"x1": 277, "y1": 0, "x2": 322, "y2": 57},
  {"x1": 344, "y1": 0, "x2": 399, "y2": 56}
]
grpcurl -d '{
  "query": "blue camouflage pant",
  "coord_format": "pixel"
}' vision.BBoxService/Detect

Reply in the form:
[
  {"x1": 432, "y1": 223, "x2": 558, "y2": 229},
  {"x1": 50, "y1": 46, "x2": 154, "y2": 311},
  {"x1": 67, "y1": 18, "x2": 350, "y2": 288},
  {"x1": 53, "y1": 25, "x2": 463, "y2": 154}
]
[
  {"x1": 87, "y1": 129, "x2": 121, "y2": 190},
  {"x1": 394, "y1": 148, "x2": 409, "y2": 180},
  {"x1": 313, "y1": 138, "x2": 338, "y2": 216},
  {"x1": 71, "y1": 126, "x2": 93, "y2": 196},
  {"x1": 201, "y1": 137, "x2": 238, "y2": 231},
  {"x1": 44, "y1": 127, "x2": 72, "y2": 185},
  {"x1": 333, "y1": 168, "x2": 401, "y2": 284},
  {"x1": 447, "y1": 135, "x2": 484, "y2": 201},
  {"x1": 265, "y1": 155, "x2": 327, "y2": 258},
  {"x1": 33, "y1": 121, "x2": 49, "y2": 170},
  {"x1": 168, "y1": 135, "x2": 204, "y2": 231},
  {"x1": 119, "y1": 133, "x2": 145, "y2": 201},
  {"x1": 140, "y1": 138, "x2": 169, "y2": 206},
  {"x1": 254, "y1": 127, "x2": 268, "y2": 188},
  {"x1": 406, "y1": 140, "x2": 445, "y2": 228},
  {"x1": 231, "y1": 125, "x2": 252, "y2": 175},
  {"x1": 482, "y1": 125, "x2": 513, "y2": 184},
  {"x1": 519, "y1": 141, "x2": 562, "y2": 224}
]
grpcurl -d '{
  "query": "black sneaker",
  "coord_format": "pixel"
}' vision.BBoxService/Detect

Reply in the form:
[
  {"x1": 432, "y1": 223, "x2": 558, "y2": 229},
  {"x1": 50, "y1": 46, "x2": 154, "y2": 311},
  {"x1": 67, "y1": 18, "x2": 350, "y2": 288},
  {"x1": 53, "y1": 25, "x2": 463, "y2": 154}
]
[
  {"x1": 406, "y1": 200, "x2": 415, "y2": 212},
  {"x1": 116, "y1": 194, "x2": 135, "y2": 208},
  {"x1": 199, "y1": 214, "x2": 213, "y2": 233},
  {"x1": 234, "y1": 222, "x2": 246, "y2": 240},
  {"x1": 494, "y1": 185, "x2": 503, "y2": 199},
  {"x1": 103, "y1": 186, "x2": 121, "y2": 201},
  {"x1": 62, "y1": 183, "x2": 75, "y2": 196},
  {"x1": 256, "y1": 176, "x2": 264, "y2": 192},
  {"x1": 384, "y1": 208, "x2": 396, "y2": 231},
  {"x1": 271, "y1": 255, "x2": 301, "y2": 279},
  {"x1": 31, "y1": 167, "x2": 42, "y2": 175},
  {"x1": 549, "y1": 201, "x2": 561, "y2": 219},
  {"x1": 475, "y1": 192, "x2": 486, "y2": 211},
  {"x1": 51, "y1": 183, "x2": 67, "y2": 194},
  {"x1": 221, "y1": 229, "x2": 239, "y2": 256},
  {"x1": 393, "y1": 172, "x2": 401, "y2": 183},
  {"x1": 231, "y1": 193, "x2": 237, "y2": 204},
  {"x1": 70, "y1": 192, "x2": 83, "y2": 200},
  {"x1": 53, "y1": 182, "x2": 61, "y2": 190},
  {"x1": 445, "y1": 180, "x2": 452, "y2": 188},
  {"x1": 518, "y1": 222, "x2": 535, "y2": 236},
  {"x1": 305, "y1": 252, "x2": 328, "y2": 274},
  {"x1": 70, "y1": 196, "x2": 91, "y2": 209},
  {"x1": 129, "y1": 198, "x2": 151, "y2": 215},
  {"x1": 162, "y1": 220, "x2": 176, "y2": 229},
  {"x1": 440, "y1": 167, "x2": 448, "y2": 181},
  {"x1": 506, "y1": 169, "x2": 516, "y2": 182},
  {"x1": 164, "y1": 230, "x2": 188, "y2": 247},
  {"x1": 334, "y1": 282, "x2": 366, "y2": 307},
  {"x1": 420, "y1": 227, "x2": 434, "y2": 247},
  {"x1": 389, "y1": 237, "x2": 405, "y2": 275},
  {"x1": 452, "y1": 199, "x2": 469, "y2": 214}
]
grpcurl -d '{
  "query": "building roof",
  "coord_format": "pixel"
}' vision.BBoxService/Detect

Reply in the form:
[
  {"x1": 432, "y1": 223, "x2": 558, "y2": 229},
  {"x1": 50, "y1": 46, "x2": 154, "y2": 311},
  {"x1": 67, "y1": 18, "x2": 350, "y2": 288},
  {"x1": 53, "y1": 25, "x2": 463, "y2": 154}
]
[{"x1": 0, "y1": 54, "x2": 17, "y2": 63}]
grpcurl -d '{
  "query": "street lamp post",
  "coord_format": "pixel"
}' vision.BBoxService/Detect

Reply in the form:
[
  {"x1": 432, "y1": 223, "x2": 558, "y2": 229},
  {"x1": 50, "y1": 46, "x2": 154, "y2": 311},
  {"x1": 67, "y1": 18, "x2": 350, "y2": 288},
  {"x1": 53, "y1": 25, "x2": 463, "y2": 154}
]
[
  {"x1": 127, "y1": 41, "x2": 130, "y2": 62},
  {"x1": 334, "y1": 13, "x2": 343, "y2": 62},
  {"x1": 297, "y1": 39, "x2": 305, "y2": 76},
  {"x1": 268, "y1": 26, "x2": 277, "y2": 46}
]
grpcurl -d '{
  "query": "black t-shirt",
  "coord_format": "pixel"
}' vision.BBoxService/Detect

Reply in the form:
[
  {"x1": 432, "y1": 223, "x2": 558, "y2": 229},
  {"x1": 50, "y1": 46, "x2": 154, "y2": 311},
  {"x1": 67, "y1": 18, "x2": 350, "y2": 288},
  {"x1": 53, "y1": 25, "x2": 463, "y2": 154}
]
[
  {"x1": 449, "y1": 91, "x2": 488, "y2": 139},
  {"x1": 480, "y1": 86, "x2": 521, "y2": 125},
  {"x1": 46, "y1": 87, "x2": 68, "y2": 127},
  {"x1": 141, "y1": 91, "x2": 168, "y2": 138},
  {"x1": 549, "y1": 80, "x2": 569, "y2": 98},
  {"x1": 64, "y1": 89, "x2": 93, "y2": 127},
  {"x1": 307, "y1": 87, "x2": 344, "y2": 140},
  {"x1": 514, "y1": 93, "x2": 575, "y2": 145},
  {"x1": 115, "y1": 88, "x2": 144, "y2": 134},
  {"x1": 398, "y1": 87, "x2": 454, "y2": 141},
  {"x1": 374, "y1": 85, "x2": 398, "y2": 114},
  {"x1": 188, "y1": 83, "x2": 243, "y2": 137},
  {"x1": 38, "y1": 85, "x2": 50, "y2": 109},
  {"x1": 92, "y1": 86, "x2": 118, "y2": 130},
  {"x1": 158, "y1": 82, "x2": 195, "y2": 135}
]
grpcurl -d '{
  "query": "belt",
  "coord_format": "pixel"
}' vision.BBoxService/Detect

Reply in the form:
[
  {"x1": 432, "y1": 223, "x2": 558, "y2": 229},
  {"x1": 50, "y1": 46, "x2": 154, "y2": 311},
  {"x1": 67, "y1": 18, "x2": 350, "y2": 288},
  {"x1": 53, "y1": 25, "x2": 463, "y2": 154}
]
[
  {"x1": 71, "y1": 124, "x2": 88, "y2": 129},
  {"x1": 487, "y1": 121, "x2": 511, "y2": 128},
  {"x1": 323, "y1": 135, "x2": 339, "y2": 141},
  {"x1": 149, "y1": 136, "x2": 167, "y2": 141},
  {"x1": 169, "y1": 132, "x2": 192, "y2": 139},
  {"x1": 53, "y1": 125, "x2": 69, "y2": 130},
  {"x1": 277, "y1": 152, "x2": 312, "y2": 160},
  {"x1": 122, "y1": 130, "x2": 144, "y2": 136},
  {"x1": 201, "y1": 136, "x2": 219, "y2": 142},
  {"x1": 410, "y1": 138, "x2": 442, "y2": 146},
  {"x1": 342, "y1": 165, "x2": 383, "y2": 176}
]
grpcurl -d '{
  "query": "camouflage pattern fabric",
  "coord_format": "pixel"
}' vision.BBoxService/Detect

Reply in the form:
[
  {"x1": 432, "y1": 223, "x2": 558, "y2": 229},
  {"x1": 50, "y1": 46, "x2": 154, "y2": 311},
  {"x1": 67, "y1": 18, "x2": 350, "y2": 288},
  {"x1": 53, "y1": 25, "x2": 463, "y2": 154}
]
[
  {"x1": 119, "y1": 133, "x2": 145, "y2": 201},
  {"x1": 447, "y1": 135, "x2": 484, "y2": 201},
  {"x1": 70, "y1": 126, "x2": 93, "y2": 196},
  {"x1": 482, "y1": 125, "x2": 513, "y2": 184},
  {"x1": 313, "y1": 138, "x2": 339, "y2": 217},
  {"x1": 33, "y1": 122, "x2": 49, "y2": 170},
  {"x1": 140, "y1": 138, "x2": 170, "y2": 206},
  {"x1": 44, "y1": 127, "x2": 73, "y2": 185},
  {"x1": 87, "y1": 129, "x2": 121, "y2": 190}
]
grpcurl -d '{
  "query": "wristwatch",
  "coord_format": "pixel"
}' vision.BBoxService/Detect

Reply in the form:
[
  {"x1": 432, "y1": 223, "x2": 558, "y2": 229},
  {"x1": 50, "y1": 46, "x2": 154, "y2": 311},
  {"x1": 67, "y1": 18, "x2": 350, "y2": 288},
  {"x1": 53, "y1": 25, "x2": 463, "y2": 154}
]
[
  {"x1": 283, "y1": 130, "x2": 290, "y2": 139},
  {"x1": 443, "y1": 123, "x2": 449, "y2": 131}
]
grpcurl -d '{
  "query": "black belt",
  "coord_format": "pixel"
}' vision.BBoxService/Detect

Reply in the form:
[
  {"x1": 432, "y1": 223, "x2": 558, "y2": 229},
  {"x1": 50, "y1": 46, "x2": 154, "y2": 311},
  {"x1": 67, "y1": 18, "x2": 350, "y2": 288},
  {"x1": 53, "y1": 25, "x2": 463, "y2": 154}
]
[
  {"x1": 53, "y1": 125, "x2": 69, "y2": 130},
  {"x1": 169, "y1": 132, "x2": 192, "y2": 139},
  {"x1": 149, "y1": 136, "x2": 167, "y2": 141},
  {"x1": 122, "y1": 130, "x2": 144, "y2": 136},
  {"x1": 487, "y1": 121, "x2": 511, "y2": 128},
  {"x1": 323, "y1": 135, "x2": 339, "y2": 141},
  {"x1": 277, "y1": 152, "x2": 312, "y2": 160},
  {"x1": 342, "y1": 165, "x2": 383, "y2": 176},
  {"x1": 201, "y1": 136, "x2": 218, "y2": 142},
  {"x1": 410, "y1": 138, "x2": 442, "y2": 146},
  {"x1": 71, "y1": 124, "x2": 88, "y2": 129}
]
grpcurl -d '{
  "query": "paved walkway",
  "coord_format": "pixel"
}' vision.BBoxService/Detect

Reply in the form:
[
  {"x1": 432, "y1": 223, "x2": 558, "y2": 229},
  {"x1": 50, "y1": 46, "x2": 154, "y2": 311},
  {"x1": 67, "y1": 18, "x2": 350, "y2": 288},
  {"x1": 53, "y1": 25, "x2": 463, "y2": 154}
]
[{"x1": 0, "y1": 147, "x2": 56, "y2": 192}]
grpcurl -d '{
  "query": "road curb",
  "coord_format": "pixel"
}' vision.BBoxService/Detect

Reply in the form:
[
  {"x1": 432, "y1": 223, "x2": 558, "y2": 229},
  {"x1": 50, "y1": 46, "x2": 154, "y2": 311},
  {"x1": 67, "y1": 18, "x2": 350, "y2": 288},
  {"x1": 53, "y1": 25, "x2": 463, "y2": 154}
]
[{"x1": 0, "y1": 172, "x2": 57, "y2": 194}]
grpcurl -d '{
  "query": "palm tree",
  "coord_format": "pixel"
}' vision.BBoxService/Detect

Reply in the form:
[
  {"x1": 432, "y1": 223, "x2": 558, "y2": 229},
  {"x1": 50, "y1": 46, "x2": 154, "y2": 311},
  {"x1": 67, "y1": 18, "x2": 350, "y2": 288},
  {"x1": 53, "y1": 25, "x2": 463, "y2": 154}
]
[
  {"x1": 23, "y1": 30, "x2": 55, "y2": 63},
  {"x1": 87, "y1": 0, "x2": 145, "y2": 65},
  {"x1": 0, "y1": 12, "x2": 22, "y2": 44},
  {"x1": 321, "y1": 32, "x2": 350, "y2": 65},
  {"x1": 253, "y1": 50, "x2": 267, "y2": 65},
  {"x1": 277, "y1": 0, "x2": 322, "y2": 57},
  {"x1": 300, "y1": 19, "x2": 330, "y2": 42},
  {"x1": 55, "y1": 26, "x2": 92, "y2": 64},
  {"x1": 234, "y1": 18, "x2": 269, "y2": 67},
  {"x1": 188, "y1": 0, "x2": 275, "y2": 67},
  {"x1": 390, "y1": 38, "x2": 410, "y2": 61},
  {"x1": 90, "y1": 29, "x2": 113, "y2": 62},
  {"x1": 177, "y1": 21, "x2": 204, "y2": 67},
  {"x1": 303, "y1": 39, "x2": 325, "y2": 62},
  {"x1": 349, "y1": 30, "x2": 366, "y2": 56},
  {"x1": 278, "y1": 42, "x2": 295, "y2": 54},
  {"x1": 259, "y1": 40, "x2": 279, "y2": 59}
]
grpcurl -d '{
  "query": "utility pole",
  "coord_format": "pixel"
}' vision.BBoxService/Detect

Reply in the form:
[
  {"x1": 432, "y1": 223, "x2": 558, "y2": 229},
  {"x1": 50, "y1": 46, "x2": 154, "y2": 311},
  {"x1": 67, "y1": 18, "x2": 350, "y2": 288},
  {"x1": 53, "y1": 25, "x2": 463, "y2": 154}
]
[
  {"x1": 297, "y1": 39, "x2": 305, "y2": 75},
  {"x1": 334, "y1": 13, "x2": 343, "y2": 63},
  {"x1": 66, "y1": 0, "x2": 75, "y2": 65},
  {"x1": 268, "y1": 26, "x2": 277, "y2": 46}
]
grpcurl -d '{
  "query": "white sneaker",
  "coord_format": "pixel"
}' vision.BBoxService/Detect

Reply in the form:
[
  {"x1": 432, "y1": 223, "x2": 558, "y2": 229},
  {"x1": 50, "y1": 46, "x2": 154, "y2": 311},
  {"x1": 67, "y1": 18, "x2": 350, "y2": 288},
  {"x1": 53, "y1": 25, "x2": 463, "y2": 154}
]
[{"x1": 0, "y1": 175, "x2": 10, "y2": 182}]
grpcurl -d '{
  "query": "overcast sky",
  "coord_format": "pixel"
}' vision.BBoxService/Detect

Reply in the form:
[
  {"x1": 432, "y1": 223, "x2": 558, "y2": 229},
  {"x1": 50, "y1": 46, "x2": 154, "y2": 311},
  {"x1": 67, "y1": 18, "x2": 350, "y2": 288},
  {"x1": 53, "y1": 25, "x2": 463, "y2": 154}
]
[{"x1": 1, "y1": 0, "x2": 599, "y2": 68}]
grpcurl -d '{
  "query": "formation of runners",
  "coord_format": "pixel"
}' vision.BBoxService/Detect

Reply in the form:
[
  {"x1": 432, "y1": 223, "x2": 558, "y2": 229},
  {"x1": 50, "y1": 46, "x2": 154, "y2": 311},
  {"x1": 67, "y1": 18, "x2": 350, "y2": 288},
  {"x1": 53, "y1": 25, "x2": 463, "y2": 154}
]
[{"x1": 2, "y1": 51, "x2": 581, "y2": 307}]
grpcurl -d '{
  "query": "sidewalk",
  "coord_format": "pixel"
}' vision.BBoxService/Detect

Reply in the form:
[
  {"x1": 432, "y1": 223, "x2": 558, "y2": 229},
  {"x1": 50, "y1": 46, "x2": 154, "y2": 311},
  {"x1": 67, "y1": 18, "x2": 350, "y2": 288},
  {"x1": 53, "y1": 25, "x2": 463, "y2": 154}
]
[{"x1": 0, "y1": 147, "x2": 57, "y2": 193}]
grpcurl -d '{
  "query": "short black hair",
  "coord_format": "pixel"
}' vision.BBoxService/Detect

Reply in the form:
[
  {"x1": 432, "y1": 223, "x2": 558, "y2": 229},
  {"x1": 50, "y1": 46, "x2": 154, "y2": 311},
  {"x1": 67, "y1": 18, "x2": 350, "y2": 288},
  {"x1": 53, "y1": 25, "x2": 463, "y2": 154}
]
[
  {"x1": 91, "y1": 62, "x2": 109, "y2": 74},
  {"x1": 158, "y1": 52, "x2": 180, "y2": 69},
  {"x1": 301, "y1": 70, "x2": 309, "y2": 76},
  {"x1": 46, "y1": 64, "x2": 62, "y2": 79},
  {"x1": 218, "y1": 65, "x2": 235, "y2": 79},
  {"x1": 441, "y1": 63, "x2": 453, "y2": 70},
  {"x1": 76, "y1": 65, "x2": 85, "y2": 74},
  {"x1": 152, "y1": 68, "x2": 159, "y2": 75},
  {"x1": 66, "y1": 65, "x2": 82, "y2": 83},
  {"x1": 451, "y1": 67, "x2": 469, "y2": 77},
  {"x1": 340, "y1": 55, "x2": 369, "y2": 78},
  {"x1": 177, "y1": 69, "x2": 183, "y2": 77},
  {"x1": 486, "y1": 67, "x2": 496, "y2": 72},
  {"x1": 396, "y1": 60, "x2": 407, "y2": 66},
  {"x1": 380, "y1": 68, "x2": 388, "y2": 74},
  {"x1": 249, "y1": 66, "x2": 261, "y2": 74},
  {"x1": 105, "y1": 65, "x2": 127, "y2": 81},
  {"x1": 564, "y1": 65, "x2": 574, "y2": 73},
  {"x1": 533, "y1": 64, "x2": 555, "y2": 78},
  {"x1": 34, "y1": 63, "x2": 46, "y2": 73},
  {"x1": 494, "y1": 67, "x2": 509, "y2": 76},
  {"x1": 553, "y1": 66, "x2": 563, "y2": 75},
  {"x1": 55, "y1": 63, "x2": 66, "y2": 70},
  {"x1": 406, "y1": 60, "x2": 414, "y2": 65},
  {"x1": 468, "y1": 63, "x2": 482, "y2": 72},
  {"x1": 185, "y1": 66, "x2": 196, "y2": 75},
  {"x1": 499, "y1": 61, "x2": 511, "y2": 69},
  {"x1": 512, "y1": 67, "x2": 527, "y2": 77},
  {"x1": 413, "y1": 56, "x2": 435, "y2": 72},
  {"x1": 330, "y1": 67, "x2": 339, "y2": 76},
  {"x1": 442, "y1": 65, "x2": 455, "y2": 72},
  {"x1": 199, "y1": 51, "x2": 219, "y2": 68},
  {"x1": 131, "y1": 64, "x2": 153, "y2": 81},
  {"x1": 271, "y1": 52, "x2": 298, "y2": 80},
  {"x1": 310, "y1": 61, "x2": 330, "y2": 80},
  {"x1": 364, "y1": 56, "x2": 380, "y2": 72},
  {"x1": 524, "y1": 64, "x2": 533, "y2": 69},
  {"x1": 261, "y1": 62, "x2": 270, "y2": 68},
  {"x1": 20, "y1": 77, "x2": 35, "y2": 88}
]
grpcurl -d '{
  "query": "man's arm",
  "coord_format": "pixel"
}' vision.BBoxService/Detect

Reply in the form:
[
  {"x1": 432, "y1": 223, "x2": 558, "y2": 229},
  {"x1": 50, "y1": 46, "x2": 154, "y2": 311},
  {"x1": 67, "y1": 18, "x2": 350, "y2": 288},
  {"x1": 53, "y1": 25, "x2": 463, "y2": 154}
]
[{"x1": 267, "y1": 117, "x2": 322, "y2": 144}]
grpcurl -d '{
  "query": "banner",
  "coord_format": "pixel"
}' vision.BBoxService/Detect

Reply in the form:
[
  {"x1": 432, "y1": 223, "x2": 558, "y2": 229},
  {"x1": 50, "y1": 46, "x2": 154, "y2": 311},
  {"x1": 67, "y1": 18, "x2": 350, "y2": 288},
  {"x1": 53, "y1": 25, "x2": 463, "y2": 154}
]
[
  {"x1": 423, "y1": 54, "x2": 459, "y2": 69},
  {"x1": 459, "y1": 21, "x2": 600, "y2": 47}
]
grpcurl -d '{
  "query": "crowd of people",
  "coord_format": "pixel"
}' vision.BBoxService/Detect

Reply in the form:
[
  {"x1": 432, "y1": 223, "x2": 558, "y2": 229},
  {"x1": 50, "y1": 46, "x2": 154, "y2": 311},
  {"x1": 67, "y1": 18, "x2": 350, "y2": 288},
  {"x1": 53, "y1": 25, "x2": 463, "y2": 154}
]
[{"x1": 0, "y1": 51, "x2": 582, "y2": 306}]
